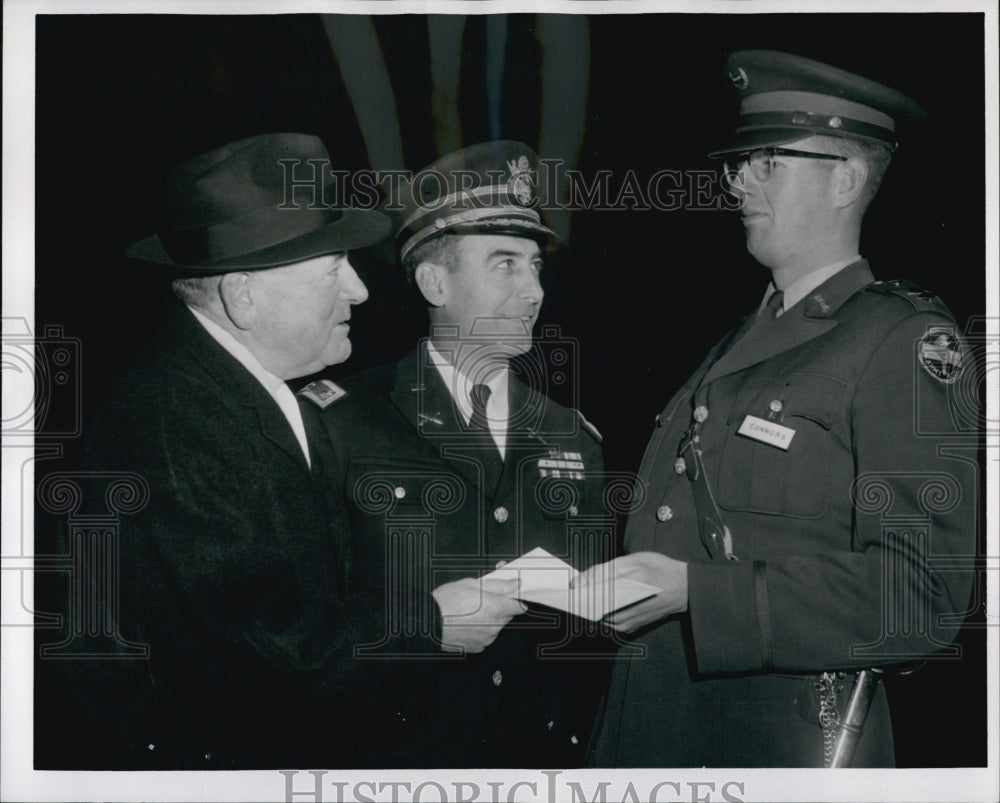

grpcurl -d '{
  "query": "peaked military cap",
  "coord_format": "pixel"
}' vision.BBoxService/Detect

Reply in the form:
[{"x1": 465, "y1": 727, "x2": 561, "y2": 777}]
[
  {"x1": 127, "y1": 133, "x2": 391, "y2": 274},
  {"x1": 396, "y1": 140, "x2": 555, "y2": 262},
  {"x1": 709, "y1": 50, "x2": 927, "y2": 157}
]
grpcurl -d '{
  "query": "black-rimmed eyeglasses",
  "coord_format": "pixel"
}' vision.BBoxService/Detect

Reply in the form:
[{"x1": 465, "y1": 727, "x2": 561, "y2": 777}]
[{"x1": 723, "y1": 147, "x2": 848, "y2": 183}]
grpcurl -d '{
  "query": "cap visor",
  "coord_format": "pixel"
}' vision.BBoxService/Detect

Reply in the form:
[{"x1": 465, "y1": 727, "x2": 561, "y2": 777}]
[
  {"x1": 449, "y1": 218, "x2": 557, "y2": 243},
  {"x1": 707, "y1": 128, "x2": 814, "y2": 159}
]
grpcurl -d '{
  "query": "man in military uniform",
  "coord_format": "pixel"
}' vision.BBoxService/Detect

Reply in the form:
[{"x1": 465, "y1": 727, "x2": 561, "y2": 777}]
[
  {"x1": 321, "y1": 141, "x2": 611, "y2": 767},
  {"x1": 576, "y1": 51, "x2": 977, "y2": 767}
]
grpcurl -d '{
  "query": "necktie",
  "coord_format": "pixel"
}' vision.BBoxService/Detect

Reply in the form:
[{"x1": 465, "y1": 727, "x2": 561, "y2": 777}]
[
  {"x1": 468, "y1": 383, "x2": 503, "y2": 491},
  {"x1": 763, "y1": 289, "x2": 784, "y2": 320},
  {"x1": 469, "y1": 383, "x2": 492, "y2": 432},
  {"x1": 720, "y1": 288, "x2": 785, "y2": 358}
]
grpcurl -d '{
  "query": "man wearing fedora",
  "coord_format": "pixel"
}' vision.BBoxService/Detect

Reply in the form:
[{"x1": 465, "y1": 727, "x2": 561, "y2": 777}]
[
  {"x1": 56, "y1": 133, "x2": 400, "y2": 768},
  {"x1": 576, "y1": 52, "x2": 977, "y2": 766},
  {"x1": 321, "y1": 141, "x2": 612, "y2": 767}
]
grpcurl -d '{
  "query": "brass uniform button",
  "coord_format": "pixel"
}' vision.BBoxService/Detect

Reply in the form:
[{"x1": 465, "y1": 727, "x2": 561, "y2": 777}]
[
  {"x1": 393, "y1": 486, "x2": 406, "y2": 499},
  {"x1": 494, "y1": 506, "x2": 509, "y2": 523},
  {"x1": 657, "y1": 505, "x2": 674, "y2": 522},
  {"x1": 492, "y1": 670, "x2": 503, "y2": 686},
  {"x1": 674, "y1": 457, "x2": 686, "y2": 475},
  {"x1": 693, "y1": 405, "x2": 709, "y2": 423}
]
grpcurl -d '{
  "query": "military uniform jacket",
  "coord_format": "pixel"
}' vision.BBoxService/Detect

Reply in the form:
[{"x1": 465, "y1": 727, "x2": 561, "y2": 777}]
[
  {"x1": 591, "y1": 261, "x2": 976, "y2": 767},
  {"x1": 51, "y1": 304, "x2": 396, "y2": 769},
  {"x1": 323, "y1": 344, "x2": 610, "y2": 767}
]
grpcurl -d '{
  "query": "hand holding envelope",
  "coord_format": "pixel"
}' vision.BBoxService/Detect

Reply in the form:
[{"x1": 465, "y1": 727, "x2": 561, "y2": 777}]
[
  {"x1": 570, "y1": 551, "x2": 689, "y2": 632},
  {"x1": 481, "y1": 547, "x2": 666, "y2": 624},
  {"x1": 432, "y1": 577, "x2": 528, "y2": 654}
]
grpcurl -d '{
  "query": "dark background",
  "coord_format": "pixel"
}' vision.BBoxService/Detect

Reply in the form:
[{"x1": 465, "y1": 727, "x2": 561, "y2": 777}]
[{"x1": 33, "y1": 12, "x2": 987, "y2": 767}]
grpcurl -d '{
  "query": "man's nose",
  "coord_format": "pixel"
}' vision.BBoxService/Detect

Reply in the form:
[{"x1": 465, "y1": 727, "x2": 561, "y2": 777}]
[
  {"x1": 519, "y1": 267, "x2": 544, "y2": 304},
  {"x1": 722, "y1": 165, "x2": 753, "y2": 205},
  {"x1": 341, "y1": 258, "x2": 370, "y2": 304}
]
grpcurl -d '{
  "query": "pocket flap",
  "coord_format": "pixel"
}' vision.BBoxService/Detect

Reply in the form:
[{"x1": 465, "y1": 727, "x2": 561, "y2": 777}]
[
  {"x1": 726, "y1": 373, "x2": 847, "y2": 431},
  {"x1": 346, "y1": 459, "x2": 468, "y2": 515}
]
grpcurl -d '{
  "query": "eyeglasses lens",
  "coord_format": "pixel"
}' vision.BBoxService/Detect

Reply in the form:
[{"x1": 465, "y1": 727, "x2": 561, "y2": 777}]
[
  {"x1": 724, "y1": 149, "x2": 772, "y2": 184},
  {"x1": 748, "y1": 150, "x2": 772, "y2": 181}
]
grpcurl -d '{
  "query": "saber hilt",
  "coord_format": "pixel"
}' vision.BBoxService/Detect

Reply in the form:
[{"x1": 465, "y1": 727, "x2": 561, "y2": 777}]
[{"x1": 828, "y1": 668, "x2": 881, "y2": 767}]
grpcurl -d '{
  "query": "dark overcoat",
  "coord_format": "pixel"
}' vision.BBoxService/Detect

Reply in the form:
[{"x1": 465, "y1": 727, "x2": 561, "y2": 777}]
[
  {"x1": 323, "y1": 345, "x2": 612, "y2": 767},
  {"x1": 49, "y1": 304, "x2": 403, "y2": 768},
  {"x1": 591, "y1": 261, "x2": 977, "y2": 767}
]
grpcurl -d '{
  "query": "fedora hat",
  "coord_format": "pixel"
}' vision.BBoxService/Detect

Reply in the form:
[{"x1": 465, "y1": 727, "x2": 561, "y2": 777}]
[{"x1": 127, "y1": 133, "x2": 391, "y2": 274}]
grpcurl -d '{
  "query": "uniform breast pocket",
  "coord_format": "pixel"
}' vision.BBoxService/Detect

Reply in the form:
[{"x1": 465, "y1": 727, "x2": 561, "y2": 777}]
[
  {"x1": 344, "y1": 459, "x2": 472, "y2": 590},
  {"x1": 345, "y1": 459, "x2": 468, "y2": 520},
  {"x1": 717, "y1": 374, "x2": 846, "y2": 519},
  {"x1": 531, "y1": 472, "x2": 590, "y2": 522},
  {"x1": 518, "y1": 450, "x2": 599, "y2": 523}
]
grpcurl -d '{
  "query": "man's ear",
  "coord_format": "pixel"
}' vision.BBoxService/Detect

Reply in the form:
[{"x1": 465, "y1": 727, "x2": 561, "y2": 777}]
[
  {"x1": 833, "y1": 157, "x2": 869, "y2": 209},
  {"x1": 414, "y1": 262, "x2": 447, "y2": 307},
  {"x1": 218, "y1": 272, "x2": 257, "y2": 330}
]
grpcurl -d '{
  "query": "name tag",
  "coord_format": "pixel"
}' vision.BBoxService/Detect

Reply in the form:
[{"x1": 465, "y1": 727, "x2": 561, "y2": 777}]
[{"x1": 737, "y1": 415, "x2": 796, "y2": 450}]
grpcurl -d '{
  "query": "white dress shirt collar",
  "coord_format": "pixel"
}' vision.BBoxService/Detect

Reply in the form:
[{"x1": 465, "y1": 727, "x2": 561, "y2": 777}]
[
  {"x1": 763, "y1": 255, "x2": 862, "y2": 316},
  {"x1": 426, "y1": 339, "x2": 509, "y2": 456},
  {"x1": 187, "y1": 305, "x2": 310, "y2": 466}
]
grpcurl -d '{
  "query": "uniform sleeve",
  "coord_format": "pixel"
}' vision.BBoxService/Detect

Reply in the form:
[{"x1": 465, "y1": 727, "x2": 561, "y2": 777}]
[{"x1": 688, "y1": 311, "x2": 977, "y2": 673}]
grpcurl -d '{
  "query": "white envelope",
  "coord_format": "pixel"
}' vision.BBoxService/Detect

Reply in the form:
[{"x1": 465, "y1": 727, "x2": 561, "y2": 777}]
[{"x1": 481, "y1": 547, "x2": 661, "y2": 621}]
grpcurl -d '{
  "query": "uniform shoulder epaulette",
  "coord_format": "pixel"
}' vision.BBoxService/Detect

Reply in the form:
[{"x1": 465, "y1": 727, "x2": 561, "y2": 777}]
[
  {"x1": 868, "y1": 278, "x2": 954, "y2": 316},
  {"x1": 296, "y1": 379, "x2": 347, "y2": 409},
  {"x1": 575, "y1": 409, "x2": 603, "y2": 443}
]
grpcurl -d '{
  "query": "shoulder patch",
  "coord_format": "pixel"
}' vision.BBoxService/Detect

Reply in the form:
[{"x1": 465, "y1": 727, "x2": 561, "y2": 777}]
[
  {"x1": 297, "y1": 379, "x2": 347, "y2": 408},
  {"x1": 575, "y1": 410, "x2": 603, "y2": 443},
  {"x1": 918, "y1": 325, "x2": 965, "y2": 384},
  {"x1": 869, "y1": 278, "x2": 954, "y2": 316}
]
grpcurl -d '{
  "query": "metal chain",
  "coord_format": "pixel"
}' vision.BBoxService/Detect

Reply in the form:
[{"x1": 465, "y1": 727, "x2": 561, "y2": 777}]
[{"x1": 815, "y1": 671, "x2": 843, "y2": 767}]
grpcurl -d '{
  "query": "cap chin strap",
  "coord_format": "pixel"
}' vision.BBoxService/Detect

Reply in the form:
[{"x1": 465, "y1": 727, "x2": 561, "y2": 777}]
[
  {"x1": 737, "y1": 89, "x2": 897, "y2": 147},
  {"x1": 399, "y1": 207, "x2": 550, "y2": 261}
]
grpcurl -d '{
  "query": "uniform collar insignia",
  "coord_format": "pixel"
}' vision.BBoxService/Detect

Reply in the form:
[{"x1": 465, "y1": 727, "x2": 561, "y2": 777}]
[
  {"x1": 296, "y1": 379, "x2": 346, "y2": 408},
  {"x1": 805, "y1": 292, "x2": 832, "y2": 317},
  {"x1": 803, "y1": 260, "x2": 875, "y2": 319}
]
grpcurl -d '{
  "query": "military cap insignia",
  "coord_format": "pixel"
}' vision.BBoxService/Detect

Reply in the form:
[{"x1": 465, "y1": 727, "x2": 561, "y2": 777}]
[
  {"x1": 507, "y1": 155, "x2": 534, "y2": 206},
  {"x1": 296, "y1": 379, "x2": 347, "y2": 408},
  {"x1": 729, "y1": 66, "x2": 749, "y2": 90},
  {"x1": 918, "y1": 326, "x2": 964, "y2": 384}
]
